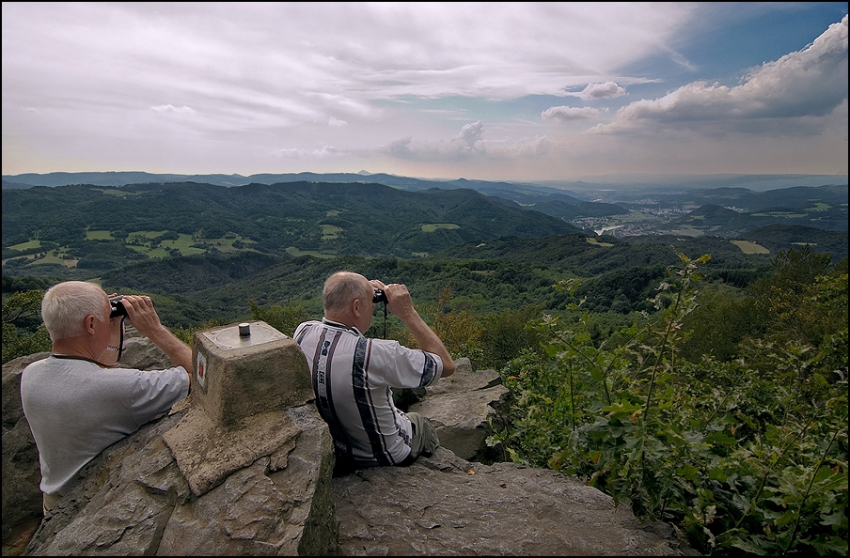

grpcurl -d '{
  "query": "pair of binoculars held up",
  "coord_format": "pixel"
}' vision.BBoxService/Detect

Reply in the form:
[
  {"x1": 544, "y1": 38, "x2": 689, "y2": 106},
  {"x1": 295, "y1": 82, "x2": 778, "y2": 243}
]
[{"x1": 109, "y1": 295, "x2": 128, "y2": 319}]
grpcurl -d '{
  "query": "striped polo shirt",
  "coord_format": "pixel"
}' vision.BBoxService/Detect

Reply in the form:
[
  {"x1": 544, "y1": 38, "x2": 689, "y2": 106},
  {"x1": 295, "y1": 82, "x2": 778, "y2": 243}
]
[{"x1": 294, "y1": 319, "x2": 443, "y2": 467}]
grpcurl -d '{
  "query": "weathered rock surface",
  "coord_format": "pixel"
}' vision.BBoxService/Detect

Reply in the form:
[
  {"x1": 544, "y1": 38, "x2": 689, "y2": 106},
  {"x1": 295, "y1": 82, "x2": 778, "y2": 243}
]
[
  {"x1": 1, "y1": 352, "x2": 49, "y2": 548},
  {"x1": 2, "y1": 330, "x2": 696, "y2": 556},
  {"x1": 23, "y1": 400, "x2": 335, "y2": 556},
  {"x1": 408, "y1": 358, "x2": 509, "y2": 463},
  {"x1": 334, "y1": 447, "x2": 691, "y2": 556}
]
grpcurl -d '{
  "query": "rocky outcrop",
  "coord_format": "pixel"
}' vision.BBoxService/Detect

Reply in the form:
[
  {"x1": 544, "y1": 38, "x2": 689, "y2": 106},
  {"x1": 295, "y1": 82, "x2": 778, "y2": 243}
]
[
  {"x1": 1, "y1": 352, "x2": 49, "y2": 553},
  {"x1": 335, "y1": 447, "x2": 690, "y2": 556},
  {"x1": 2, "y1": 325, "x2": 695, "y2": 556},
  {"x1": 23, "y1": 401, "x2": 336, "y2": 556},
  {"x1": 408, "y1": 358, "x2": 509, "y2": 463}
]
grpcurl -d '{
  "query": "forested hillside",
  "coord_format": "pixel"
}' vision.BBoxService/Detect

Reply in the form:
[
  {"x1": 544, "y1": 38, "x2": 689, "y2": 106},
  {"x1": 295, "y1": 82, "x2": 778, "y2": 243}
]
[{"x1": 1, "y1": 181, "x2": 581, "y2": 276}]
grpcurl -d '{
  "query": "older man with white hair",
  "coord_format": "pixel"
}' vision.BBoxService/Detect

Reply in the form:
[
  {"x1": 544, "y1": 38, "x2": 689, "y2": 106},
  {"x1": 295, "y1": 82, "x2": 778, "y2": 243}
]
[{"x1": 20, "y1": 281, "x2": 192, "y2": 513}]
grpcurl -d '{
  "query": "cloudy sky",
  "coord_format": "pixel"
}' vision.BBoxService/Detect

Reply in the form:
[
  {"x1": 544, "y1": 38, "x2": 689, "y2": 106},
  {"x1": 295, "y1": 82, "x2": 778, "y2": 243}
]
[{"x1": 2, "y1": 2, "x2": 848, "y2": 182}]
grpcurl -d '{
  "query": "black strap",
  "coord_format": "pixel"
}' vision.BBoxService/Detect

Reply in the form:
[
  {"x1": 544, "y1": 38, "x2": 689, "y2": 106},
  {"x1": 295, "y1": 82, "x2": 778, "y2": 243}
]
[
  {"x1": 117, "y1": 316, "x2": 125, "y2": 361},
  {"x1": 50, "y1": 354, "x2": 112, "y2": 368},
  {"x1": 382, "y1": 304, "x2": 387, "y2": 339}
]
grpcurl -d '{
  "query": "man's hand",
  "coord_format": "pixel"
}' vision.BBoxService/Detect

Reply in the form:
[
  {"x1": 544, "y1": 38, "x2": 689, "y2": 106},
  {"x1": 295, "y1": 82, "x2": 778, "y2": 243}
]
[
  {"x1": 119, "y1": 295, "x2": 193, "y2": 377},
  {"x1": 368, "y1": 280, "x2": 456, "y2": 377},
  {"x1": 118, "y1": 295, "x2": 161, "y2": 337}
]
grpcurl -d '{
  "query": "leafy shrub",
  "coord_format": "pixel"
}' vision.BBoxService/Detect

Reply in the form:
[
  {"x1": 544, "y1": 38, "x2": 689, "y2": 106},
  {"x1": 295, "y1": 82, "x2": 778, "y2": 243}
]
[
  {"x1": 2, "y1": 289, "x2": 51, "y2": 363},
  {"x1": 491, "y1": 251, "x2": 848, "y2": 556}
]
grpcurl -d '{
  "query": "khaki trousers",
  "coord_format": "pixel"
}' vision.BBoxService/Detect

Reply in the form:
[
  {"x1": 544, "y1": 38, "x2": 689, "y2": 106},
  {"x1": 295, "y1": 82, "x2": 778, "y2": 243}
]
[{"x1": 42, "y1": 492, "x2": 62, "y2": 514}]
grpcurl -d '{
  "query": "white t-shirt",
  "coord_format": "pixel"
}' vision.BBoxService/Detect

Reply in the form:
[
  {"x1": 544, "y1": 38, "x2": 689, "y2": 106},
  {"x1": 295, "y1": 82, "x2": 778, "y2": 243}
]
[
  {"x1": 21, "y1": 355, "x2": 189, "y2": 495},
  {"x1": 294, "y1": 319, "x2": 443, "y2": 467}
]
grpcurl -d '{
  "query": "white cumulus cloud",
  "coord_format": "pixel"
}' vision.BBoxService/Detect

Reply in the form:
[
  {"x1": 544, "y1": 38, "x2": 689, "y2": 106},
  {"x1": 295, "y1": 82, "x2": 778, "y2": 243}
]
[
  {"x1": 541, "y1": 106, "x2": 602, "y2": 123},
  {"x1": 599, "y1": 14, "x2": 848, "y2": 135},
  {"x1": 568, "y1": 82, "x2": 627, "y2": 100}
]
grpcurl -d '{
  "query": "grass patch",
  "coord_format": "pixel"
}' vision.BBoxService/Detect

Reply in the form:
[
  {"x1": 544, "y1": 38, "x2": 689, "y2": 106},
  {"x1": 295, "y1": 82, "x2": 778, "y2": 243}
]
[
  {"x1": 730, "y1": 240, "x2": 770, "y2": 254},
  {"x1": 321, "y1": 225, "x2": 343, "y2": 240},
  {"x1": 421, "y1": 223, "x2": 460, "y2": 233},
  {"x1": 669, "y1": 226, "x2": 703, "y2": 237},
  {"x1": 807, "y1": 203, "x2": 830, "y2": 211},
  {"x1": 86, "y1": 230, "x2": 114, "y2": 240},
  {"x1": 7, "y1": 239, "x2": 41, "y2": 251},
  {"x1": 95, "y1": 188, "x2": 143, "y2": 197},
  {"x1": 159, "y1": 234, "x2": 205, "y2": 256},
  {"x1": 586, "y1": 237, "x2": 613, "y2": 247},
  {"x1": 128, "y1": 230, "x2": 169, "y2": 240},
  {"x1": 752, "y1": 212, "x2": 807, "y2": 218},
  {"x1": 286, "y1": 247, "x2": 337, "y2": 259}
]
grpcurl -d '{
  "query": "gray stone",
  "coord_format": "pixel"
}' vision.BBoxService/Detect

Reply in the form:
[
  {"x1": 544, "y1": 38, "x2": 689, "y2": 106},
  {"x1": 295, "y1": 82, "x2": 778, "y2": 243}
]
[
  {"x1": 409, "y1": 357, "x2": 510, "y2": 463},
  {"x1": 334, "y1": 447, "x2": 691, "y2": 556},
  {"x1": 2, "y1": 353, "x2": 49, "y2": 541},
  {"x1": 117, "y1": 329, "x2": 173, "y2": 370},
  {"x1": 23, "y1": 401, "x2": 336, "y2": 556}
]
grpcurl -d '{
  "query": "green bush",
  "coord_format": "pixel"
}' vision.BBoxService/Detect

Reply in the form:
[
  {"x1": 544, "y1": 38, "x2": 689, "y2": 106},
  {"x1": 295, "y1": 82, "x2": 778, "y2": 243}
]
[{"x1": 491, "y1": 251, "x2": 848, "y2": 556}]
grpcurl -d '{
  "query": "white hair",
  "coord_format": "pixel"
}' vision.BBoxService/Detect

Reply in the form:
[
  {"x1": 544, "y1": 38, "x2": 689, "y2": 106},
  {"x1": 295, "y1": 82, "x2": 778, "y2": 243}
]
[{"x1": 41, "y1": 281, "x2": 108, "y2": 341}]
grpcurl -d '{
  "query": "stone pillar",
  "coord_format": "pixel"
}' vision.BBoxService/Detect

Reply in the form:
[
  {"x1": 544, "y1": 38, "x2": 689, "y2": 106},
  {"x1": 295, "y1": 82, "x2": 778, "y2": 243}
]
[{"x1": 192, "y1": 320, "x2": 313, "y2": 429}]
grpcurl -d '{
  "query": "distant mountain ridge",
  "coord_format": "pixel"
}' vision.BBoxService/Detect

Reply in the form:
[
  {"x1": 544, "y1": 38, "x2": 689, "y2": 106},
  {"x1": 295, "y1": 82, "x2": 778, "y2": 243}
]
[{"x1": 3, "y1": 170, "x2": 846, "y2": 196}]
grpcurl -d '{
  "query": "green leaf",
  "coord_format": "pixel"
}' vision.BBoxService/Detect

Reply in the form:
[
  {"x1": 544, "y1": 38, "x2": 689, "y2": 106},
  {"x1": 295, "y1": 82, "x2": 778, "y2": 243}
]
[{"x1": 676, "y1": 465, "x2": 699, "y2": 482}]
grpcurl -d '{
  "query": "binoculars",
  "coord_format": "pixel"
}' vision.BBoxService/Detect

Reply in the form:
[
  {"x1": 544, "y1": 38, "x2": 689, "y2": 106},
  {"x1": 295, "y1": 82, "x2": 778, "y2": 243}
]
[{"x1": 109, "y1": 295, "x2": 128, "y2": 318}]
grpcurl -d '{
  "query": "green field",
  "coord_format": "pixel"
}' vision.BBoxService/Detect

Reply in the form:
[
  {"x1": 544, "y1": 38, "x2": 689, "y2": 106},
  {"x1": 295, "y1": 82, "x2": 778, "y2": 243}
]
[
  {"x1": 321, "y1": 225, "x2": 344, "y2": 240},
  {"x1": 94, "y1": 188, "x2": 144, "y2": 197},
  {"x1": 730, "y1": 240, "x2": 770, "y2": 254},
  {"x1": 6, "y1": 229, "x2": 254, "y2": 270},
  {"x1": 752, "y1": 211, "x2": 807, "y2": 218},
  {"x1": 421, "y1": 223, "x2": 460, "y2": 232},
  {"x1": 7, "y1": 239, "x2": 41, "y2": 251},
  {"x1": 86, "y1": 230, "x2": 115, "y2": 240},
  {"x1": 286, "y1": 246, "x2": 337, "y2": 259}
]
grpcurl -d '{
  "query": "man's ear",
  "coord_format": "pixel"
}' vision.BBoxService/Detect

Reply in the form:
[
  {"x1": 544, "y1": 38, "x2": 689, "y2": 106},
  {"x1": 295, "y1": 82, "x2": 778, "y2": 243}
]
[
  {"x1": 85, "y1": 315, "x2": 98, "y2": 336},
  {"x1": 351, "y1": 297, "x2": 362, "y2": 318}
]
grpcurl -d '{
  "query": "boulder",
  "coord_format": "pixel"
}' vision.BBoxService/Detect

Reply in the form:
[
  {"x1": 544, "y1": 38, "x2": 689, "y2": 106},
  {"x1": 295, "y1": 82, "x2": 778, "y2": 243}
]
[
  {"x1": 1, "y1": 352, "x2": 49, "y2": 549},
  {"x1": 23, "y1": 401, "x2": 336, "y2": 556},
  {"x1": 333, "y1": 447, "x2": 694, "y2": 556},
  {"x1": 408, "y1": 357, "x2": 510, "y2": 463}
]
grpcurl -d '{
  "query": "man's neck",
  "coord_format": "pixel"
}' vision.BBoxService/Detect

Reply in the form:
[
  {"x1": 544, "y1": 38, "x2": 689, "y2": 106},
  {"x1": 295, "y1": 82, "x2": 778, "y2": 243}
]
[
  {"x1": 51, "y1": 338, "x2": 99, "y2": 361},
  {"x1": 323, "y1": 314, "x2": 354, "y2": 328},
  {"x1": 322, "y1": 316, "x2": 363, "y2": 336}
]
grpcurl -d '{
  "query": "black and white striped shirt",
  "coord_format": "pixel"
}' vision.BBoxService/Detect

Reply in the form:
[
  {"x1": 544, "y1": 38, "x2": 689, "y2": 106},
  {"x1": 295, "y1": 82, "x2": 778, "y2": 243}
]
[{"x1": 294, "y1": 319, "x2": 443, "y2": 467}]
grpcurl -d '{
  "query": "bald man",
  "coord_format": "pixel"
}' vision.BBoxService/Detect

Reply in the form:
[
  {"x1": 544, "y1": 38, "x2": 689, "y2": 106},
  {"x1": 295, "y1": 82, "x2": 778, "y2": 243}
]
[{"x1": 294, "y1": 271, "x2": 455, "y2": 473}]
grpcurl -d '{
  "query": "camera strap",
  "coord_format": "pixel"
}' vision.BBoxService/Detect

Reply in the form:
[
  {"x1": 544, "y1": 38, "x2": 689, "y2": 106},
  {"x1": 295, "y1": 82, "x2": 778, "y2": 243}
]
[
  {"x1": 117, "y1": 317, "x2": 125, "y2": 360},
  {"x1": 382, "y1": 303, "x2": 387, "y2": 339}
]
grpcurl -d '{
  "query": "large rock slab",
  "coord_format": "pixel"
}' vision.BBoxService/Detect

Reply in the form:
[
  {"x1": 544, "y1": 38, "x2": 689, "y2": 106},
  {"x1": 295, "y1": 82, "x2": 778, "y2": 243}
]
[
  {"x1": 408, "y1": 357, "x2": 510, "y2": 463},
  {"x1": 23, "y1": 402, "x2": 336, "y2": 556},
  {"x1": 2, "y1": 353, "x2": 50, "y2": 546},
  {"x1": 334, "y1": 447, "x2": 694, "y2": 556}
]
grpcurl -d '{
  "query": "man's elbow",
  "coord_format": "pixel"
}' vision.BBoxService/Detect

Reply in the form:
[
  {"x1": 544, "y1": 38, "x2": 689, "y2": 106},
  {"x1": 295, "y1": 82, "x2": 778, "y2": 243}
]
[{"x1": 441, "y1": 359, "x2": 456, "y2": 378}]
